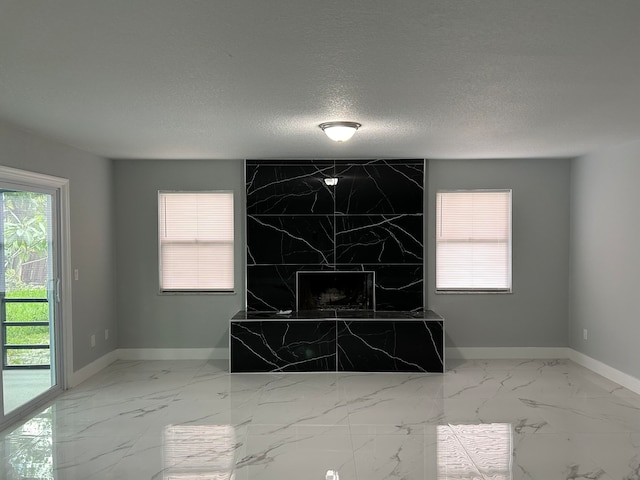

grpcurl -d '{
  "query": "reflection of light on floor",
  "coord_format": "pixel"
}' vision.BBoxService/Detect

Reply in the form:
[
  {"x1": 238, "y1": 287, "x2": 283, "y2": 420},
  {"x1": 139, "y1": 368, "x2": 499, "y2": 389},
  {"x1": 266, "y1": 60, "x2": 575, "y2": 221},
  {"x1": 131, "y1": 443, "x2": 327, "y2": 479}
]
[
  {"x1": 163, "y1": 424, "x2": 236, "y2": 480},
  {"x1": 3, "y1": 369, "x2": 53, "y2": 413},
  {"x1": 326, "y1": 469, "x2": 339, "y2": 480},
  {"x1": 437, "y1": 423, "x2": 512, "y2": 480},
  {"x1": 6, "y1": 407, "x2": 54, "y2": 479}
]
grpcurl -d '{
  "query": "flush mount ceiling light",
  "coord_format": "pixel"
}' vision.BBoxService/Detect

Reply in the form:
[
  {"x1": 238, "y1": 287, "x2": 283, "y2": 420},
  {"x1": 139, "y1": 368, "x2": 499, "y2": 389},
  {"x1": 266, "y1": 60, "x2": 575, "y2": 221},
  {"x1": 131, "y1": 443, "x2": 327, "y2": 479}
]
[{"x1": 319, "y1": 121, "x2": 361, "y2": 142}]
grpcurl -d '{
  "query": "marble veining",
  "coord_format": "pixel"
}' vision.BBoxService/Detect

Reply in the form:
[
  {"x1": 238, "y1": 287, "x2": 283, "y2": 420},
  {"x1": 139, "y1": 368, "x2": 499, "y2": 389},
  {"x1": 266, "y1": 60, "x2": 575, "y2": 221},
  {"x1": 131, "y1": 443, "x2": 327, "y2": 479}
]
[
  {"x1": 247, "y1": 215, "x2": 335, "y2": 265},
  {"x1": 230, "y1": 321, "x2": 337, "y2": 373},
  {"x1": 246, "y1": 159, "x2": 424, "y2": 311},
  {"x1": 335, "y1": 214, "x2": 423, "y2": 264},
  {"x1": 333, "y1": 160, "x2": 424, "y2": 215},
  {"x1": 246, "y1": 162, "x2": 335, "y2": 215},
  {"x1": 246, "y1": 264, "x2": 424, "y2": 312},
  {"x1": 337, "y1": 320, "x2": 444, "y2": 372},
  {"x1": 3, "y1": 359, "x2": 640, "y2": 479},
  {"x1": 230, "y1": 312, "x2": 444, "y2": 373}
]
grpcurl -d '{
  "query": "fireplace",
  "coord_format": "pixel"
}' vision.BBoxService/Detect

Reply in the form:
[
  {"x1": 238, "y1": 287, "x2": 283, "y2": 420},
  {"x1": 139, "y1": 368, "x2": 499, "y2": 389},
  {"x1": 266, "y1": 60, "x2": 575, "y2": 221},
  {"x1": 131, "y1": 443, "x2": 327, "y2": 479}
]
[{"x1": 296, "y1": 271, "x2": 375, "y2": 311}]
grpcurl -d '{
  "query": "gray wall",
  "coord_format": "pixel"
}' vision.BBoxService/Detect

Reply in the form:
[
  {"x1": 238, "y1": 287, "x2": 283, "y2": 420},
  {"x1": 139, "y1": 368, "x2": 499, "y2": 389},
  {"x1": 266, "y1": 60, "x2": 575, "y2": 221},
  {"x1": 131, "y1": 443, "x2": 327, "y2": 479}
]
[
  {"x1": 113, "y1": 160, "x2": 245, "y2": 349},
  {"x1": 0, "y1": 121, "x2": 117, "y2": 372},
  {"x1": 570, "y1": 141, "x2": 640, "y2": 379},
  {"x1": 114, "y1": 157, "x2": 572, "y2": 351},
  {"x1": 427, "y1": 158, "x2": 571, "y2": 348}
]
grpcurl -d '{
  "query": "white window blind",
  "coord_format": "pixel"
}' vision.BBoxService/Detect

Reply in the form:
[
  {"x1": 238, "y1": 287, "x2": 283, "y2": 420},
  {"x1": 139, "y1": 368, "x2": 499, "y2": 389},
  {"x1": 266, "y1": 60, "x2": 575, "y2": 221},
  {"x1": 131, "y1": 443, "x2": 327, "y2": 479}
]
[
  {"x1": 436, "y1": 190, "x2": 512, "y2": 292},
  {"x1": 158, "y1": 191, "x2": 234, "y2": 292}
]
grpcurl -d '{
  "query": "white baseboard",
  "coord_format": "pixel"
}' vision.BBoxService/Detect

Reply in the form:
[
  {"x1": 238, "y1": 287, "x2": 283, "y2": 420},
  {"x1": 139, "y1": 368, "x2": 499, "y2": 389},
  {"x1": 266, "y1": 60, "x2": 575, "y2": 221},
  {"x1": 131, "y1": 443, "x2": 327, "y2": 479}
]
[
  {"x1": 446, "y1": 347, "x2": 570, "y2": 360},
  {"x1": 68, "y1": 349, "x2": 119, "y2": 388},
  {"x1": 568, "y1": 349, "x2": 640, "y2": 396},
  {"x1": 446, "y1": 347, "x2": 640, "y2": 396},
  {"x1": 118, "y1": 347, "x2": 230, "y2": 361},
  {"x1": 67, "y1": 348, "x2": 228, "y2": 388}
]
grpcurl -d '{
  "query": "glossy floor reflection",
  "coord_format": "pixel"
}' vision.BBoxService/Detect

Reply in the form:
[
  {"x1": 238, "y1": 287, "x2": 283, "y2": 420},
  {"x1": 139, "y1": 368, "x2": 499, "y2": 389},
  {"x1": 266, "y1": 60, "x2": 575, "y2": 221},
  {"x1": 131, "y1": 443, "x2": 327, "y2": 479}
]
[
  {"x1": 3, "y1": 369, "x2": 52, "y2": 414},
  {"x1": 2, "y1": 358, "x2": 640, "y2": 479}
]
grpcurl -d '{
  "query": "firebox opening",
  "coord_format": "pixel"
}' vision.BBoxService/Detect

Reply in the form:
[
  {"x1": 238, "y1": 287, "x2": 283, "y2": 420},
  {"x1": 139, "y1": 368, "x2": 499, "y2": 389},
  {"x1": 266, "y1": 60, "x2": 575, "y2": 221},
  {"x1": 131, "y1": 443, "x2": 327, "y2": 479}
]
[{"x1": 296, "y1": 271, "x2": 375, "y2": 311}]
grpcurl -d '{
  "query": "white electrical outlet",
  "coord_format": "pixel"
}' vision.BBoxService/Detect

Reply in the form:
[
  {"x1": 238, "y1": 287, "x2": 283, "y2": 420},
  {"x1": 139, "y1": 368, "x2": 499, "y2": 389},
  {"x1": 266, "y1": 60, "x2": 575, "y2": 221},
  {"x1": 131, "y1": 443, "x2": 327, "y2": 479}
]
[
  {"x1": 91, "y1": 334, "x2": 96, "y2": 347},
  {"x1": 583, "y1": 329, "x2": 588, "y2": 340}
]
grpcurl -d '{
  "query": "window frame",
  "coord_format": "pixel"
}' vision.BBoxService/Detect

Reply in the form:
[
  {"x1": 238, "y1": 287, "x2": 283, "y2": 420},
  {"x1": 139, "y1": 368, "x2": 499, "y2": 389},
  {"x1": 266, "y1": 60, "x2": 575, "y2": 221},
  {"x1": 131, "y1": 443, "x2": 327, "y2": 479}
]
[
  {"x1": 435, "y1": 188, "x2": 512, "y2": 294},
  {"x1": 158, "y1": 190, "x2": 235, "y2": 295}
]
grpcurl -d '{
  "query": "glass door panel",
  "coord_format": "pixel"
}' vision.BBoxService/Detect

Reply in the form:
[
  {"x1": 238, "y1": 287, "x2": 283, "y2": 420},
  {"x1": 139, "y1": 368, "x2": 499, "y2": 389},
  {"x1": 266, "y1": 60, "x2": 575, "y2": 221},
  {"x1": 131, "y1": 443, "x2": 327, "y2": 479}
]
[{"x1": 1, "y1": 189, "x2": 59, "y2": 415}]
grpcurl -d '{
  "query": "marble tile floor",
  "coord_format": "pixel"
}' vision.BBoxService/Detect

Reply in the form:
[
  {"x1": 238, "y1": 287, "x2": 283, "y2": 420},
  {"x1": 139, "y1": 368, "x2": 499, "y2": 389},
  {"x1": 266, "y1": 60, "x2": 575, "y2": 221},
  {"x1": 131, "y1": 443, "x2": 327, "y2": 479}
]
[{"x1": 1, "y1": 358, "x2": 640, "y2": 479}]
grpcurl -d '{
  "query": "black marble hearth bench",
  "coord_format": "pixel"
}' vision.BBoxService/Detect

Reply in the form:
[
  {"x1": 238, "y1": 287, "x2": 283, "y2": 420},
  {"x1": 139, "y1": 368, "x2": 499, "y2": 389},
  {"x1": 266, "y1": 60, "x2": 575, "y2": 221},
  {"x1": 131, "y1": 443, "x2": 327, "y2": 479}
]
[{"x1": 229, "y1": 310, "x2": 444, "y2": 373}]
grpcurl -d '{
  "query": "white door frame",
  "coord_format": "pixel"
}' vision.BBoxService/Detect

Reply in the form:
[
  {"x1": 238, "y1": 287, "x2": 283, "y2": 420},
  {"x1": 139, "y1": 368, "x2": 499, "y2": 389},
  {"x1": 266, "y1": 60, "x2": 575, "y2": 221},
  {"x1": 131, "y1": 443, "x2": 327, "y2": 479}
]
[{"x1": 0, "y1": 165, "x2": 73, "y2": 390}]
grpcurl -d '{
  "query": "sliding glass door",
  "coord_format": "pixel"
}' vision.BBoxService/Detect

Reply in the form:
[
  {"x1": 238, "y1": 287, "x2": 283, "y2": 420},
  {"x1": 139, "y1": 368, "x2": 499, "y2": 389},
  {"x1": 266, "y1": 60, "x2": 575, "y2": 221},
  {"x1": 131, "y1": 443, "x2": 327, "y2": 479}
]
[{"x1": 0, "y1": 181, "x2": 63, "y2": 422}]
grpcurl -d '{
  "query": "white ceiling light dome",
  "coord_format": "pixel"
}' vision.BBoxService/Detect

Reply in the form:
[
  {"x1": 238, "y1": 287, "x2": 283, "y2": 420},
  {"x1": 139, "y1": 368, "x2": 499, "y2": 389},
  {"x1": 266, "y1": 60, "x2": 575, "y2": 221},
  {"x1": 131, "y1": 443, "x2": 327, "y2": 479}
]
[{"x1": 319, "y1": 121, "x2": 361, "y2": 142}]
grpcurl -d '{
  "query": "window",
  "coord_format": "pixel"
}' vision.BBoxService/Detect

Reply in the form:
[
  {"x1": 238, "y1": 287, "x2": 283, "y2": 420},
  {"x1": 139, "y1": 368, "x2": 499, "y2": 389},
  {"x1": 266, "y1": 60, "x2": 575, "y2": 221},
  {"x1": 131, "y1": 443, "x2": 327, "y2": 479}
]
[
  {"x1": 436, "y1": 190, "x2": 512, "y2": 293},
  {"x1": 158, "y1": 191, "x2": 234, "y2": 292}
]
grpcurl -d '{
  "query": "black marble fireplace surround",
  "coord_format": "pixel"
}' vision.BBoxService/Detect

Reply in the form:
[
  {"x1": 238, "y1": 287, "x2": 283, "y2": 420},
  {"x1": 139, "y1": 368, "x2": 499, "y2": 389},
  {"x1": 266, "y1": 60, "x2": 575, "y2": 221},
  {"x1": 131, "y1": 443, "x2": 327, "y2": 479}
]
[
  {"x1": 230, "y1": 310, "x2": 444, "y2": 373},
  {"x1": 232, "y1": 159, "x2": 443, "y2": 373},
  {"x1": 245, "y1": 159, "x2": 425, "y2": 312}
]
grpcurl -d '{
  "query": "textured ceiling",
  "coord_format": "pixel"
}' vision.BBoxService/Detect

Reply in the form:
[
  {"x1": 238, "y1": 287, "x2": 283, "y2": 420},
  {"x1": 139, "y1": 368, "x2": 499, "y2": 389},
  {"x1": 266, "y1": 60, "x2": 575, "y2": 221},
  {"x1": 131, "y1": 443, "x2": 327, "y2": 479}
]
[{"x1": 1, "y1": 0, "x2": 640, "y2": 160}]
